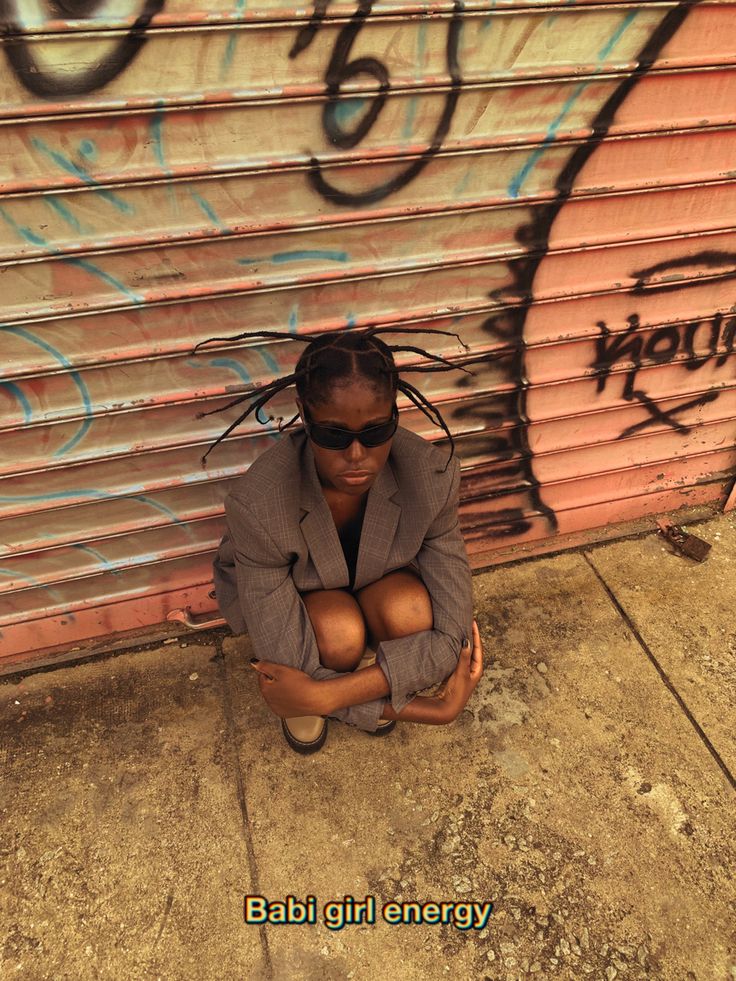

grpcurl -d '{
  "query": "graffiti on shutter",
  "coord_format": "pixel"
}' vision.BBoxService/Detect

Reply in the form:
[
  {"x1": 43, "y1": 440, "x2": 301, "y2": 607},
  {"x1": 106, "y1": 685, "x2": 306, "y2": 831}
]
[{"x1": 1, "y1": 0, "x2": 735, "y2": 660}]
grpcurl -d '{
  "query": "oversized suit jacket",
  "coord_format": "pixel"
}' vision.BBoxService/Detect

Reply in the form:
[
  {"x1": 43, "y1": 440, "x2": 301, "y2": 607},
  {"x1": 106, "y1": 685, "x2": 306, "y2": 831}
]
[{"x1": 213, "y1": 424, "x2": 474, "y2": 732}]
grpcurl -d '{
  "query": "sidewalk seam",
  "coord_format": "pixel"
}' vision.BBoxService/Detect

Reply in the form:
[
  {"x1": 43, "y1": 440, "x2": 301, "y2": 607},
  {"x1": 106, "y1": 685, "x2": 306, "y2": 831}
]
[
  {"x1": 583, "y1": 551, "x2": 736, "y2": 793},
  {"x1": 217, "y1": 638, "x2": 274, "y2": 979}
]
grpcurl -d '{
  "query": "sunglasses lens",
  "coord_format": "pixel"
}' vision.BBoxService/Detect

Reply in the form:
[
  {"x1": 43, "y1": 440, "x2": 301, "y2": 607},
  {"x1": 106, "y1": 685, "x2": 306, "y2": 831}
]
[
  {"x1": 306, "y1": 410, "x2": 397, "y2": 449},
  {"x1": 359, "y1": 419, "x2": 398, "y2": 446},
  {"x1": 312, "y1": 428, "x2": 351, "y2": 450}
]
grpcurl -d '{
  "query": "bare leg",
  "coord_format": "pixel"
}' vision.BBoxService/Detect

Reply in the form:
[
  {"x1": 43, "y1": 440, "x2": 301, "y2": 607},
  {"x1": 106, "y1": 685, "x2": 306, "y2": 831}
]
[
  {"x1": 355, "y1": 568, "x2": 433, "y2": 647},
  {"x1": 301, "y1": 588, "x2": 366, "y2": 672},
  {"x1": 301, "y1": 568, "x2": 433, "y2": 670}
]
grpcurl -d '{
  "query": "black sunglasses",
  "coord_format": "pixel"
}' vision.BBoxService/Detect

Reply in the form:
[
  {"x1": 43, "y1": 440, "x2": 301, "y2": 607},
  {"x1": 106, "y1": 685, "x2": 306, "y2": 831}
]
[{"x1": 302, "y1": 404, "x2": 398, "y2": 450}]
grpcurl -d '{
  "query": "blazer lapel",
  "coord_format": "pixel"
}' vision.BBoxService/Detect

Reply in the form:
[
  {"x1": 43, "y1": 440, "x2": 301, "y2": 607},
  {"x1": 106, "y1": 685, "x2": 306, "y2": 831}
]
[
  {"x1": 353, "y1": 458, "x2": 400, "y2": 591},
  {"x1": 298, "y1": 438, "x2": 349, "y2": 589},
  {"x1": 297, "y1": 431, "x2": 402, "y2": 592}
]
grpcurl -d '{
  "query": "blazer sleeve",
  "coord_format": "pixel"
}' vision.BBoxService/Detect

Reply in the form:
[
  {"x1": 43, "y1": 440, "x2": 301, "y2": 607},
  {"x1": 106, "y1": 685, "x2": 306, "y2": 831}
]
[
  {"x1": 374, "y1": 456, "x2": 474, "y2": 714},
  {"x1": 223, "y1": 491, "x2": 387, "y2": 732}
]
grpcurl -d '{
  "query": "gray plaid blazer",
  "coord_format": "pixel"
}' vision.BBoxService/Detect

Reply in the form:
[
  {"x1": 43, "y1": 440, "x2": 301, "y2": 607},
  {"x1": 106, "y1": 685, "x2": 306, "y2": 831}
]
[{"x1": 213, "y1": 425, "x2": 474, "y2": 731}]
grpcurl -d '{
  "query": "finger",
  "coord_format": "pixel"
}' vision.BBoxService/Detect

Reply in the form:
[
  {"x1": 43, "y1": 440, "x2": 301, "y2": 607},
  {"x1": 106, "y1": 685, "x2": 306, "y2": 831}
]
[
  {"x1": 453, "y1": 638, "x2": 471, "y2": 680},
  {"x1": 472, "y1": 621, "x2": 483, "y2": 657},
  {"x1": 249, "y1": 658, "x2": 277, "y2": 681},
  {"x1": 470, "y1": 624, "x2": 483, "y2": 675}
]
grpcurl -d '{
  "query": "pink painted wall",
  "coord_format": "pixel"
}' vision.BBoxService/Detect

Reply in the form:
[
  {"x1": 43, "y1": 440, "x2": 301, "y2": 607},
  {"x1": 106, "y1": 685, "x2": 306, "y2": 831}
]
[{"x1": 1, "y1": 0, "x2": 734, "y2": 662}]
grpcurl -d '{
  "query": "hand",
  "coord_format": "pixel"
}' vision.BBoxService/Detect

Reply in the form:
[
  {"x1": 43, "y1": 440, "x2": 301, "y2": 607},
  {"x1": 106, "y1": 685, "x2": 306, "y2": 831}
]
[
  {"x1": 249, "y1": 659, "x2": 327, "y2": 718},
  {"x1": 434, "y1": 620, "x2": 483, "y2": 722}
]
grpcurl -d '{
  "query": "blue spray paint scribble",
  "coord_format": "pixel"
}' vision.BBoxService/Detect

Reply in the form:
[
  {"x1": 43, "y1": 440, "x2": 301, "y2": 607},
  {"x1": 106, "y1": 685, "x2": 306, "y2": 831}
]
[
  {"x1": 402, "y1": 20, "x2": 429, "y2": 140},
  {"x1": 44, "y1": 195, "x2": 85, "y2": 234},
  {"x1": 0, "y1": 206, "x2": 46, "y2": 247},
  {"x1": 288, "y1": 305, "x2": 299, "y2": 335},
  {"x1": 132, "y1": 495, "x2": 183, "y2": 525},
  {"x1": 0, "y1": 567, "x2": 73, "y2": 615},
  {"x1": 239, "y1": 250, "x2": 350, "y2": 266},
  {"x1": 0, "y1": 485, "x2": 183, "y2": 527},
  {"x1": 334, "y1": 98, "x2": 366, "y2": 126},
  {"x1": 546, "y1": 0, "x2": 576, "y2": 29},
  {"x1": 258, "y1": 347, "x2": 280, "y2": 374},
  {"x1": 72, "y1": 543, "x2": 120, "y2": 575},
  {"x1": 32, "y1": 138, "x2": 134, "y2": 215},
  {"x1": 150, "y1": 98, "x2": 178, "y2": 212},
  {"x1": 345, "y1": 312, "x2": 357, "y2": 328},
  {"x1": 187, "y1": 347, "x2": 287, "y2": 436},
  {"x1": 508, "y1": 11, "x2": 638, "y2": 199},
  {"x1": 0, "y1": 567, "x2": 42, "y2": 587},
  {"x1": 79, "y1": 139, "x2": 98, "y2": 161},
  {"x1": 221, "y1": 0, "x2": 247, "y2": 79},
  {"x1": 479, "y1": 0, "x2": 498, "y2": 32},
  {"x1": 1, "y1": 325, "x2": 93, "y2": 457},
  {"x1": 453, "y1": 167, "x2": 473, "y2": 198},
  {"x1": 0, "y1": 488, "x2": 111, "y2": 504},
  {"x1": 149, "y1": 104, "x2": 180, "y2": 207},
  {"x1": 271, "y1": 249, "x2": 349, "y2": 264},
  {"x1": 210, "y1": 357, "x2": 255, "y2": 385},
  {"x1": 150, "y1": 100, "x2": 171, "y2": 176},
  {"x1": 65, "y1": 256, "x2": 143, "y2": 305},
  {"x1": 188, "y1": 190, "x2": 230, "y2": 233},
  {"x1": 417, "y1": 19, "x2": 428, "y2": 65},
  {"x1": 402, "y1": 97, "x2": 419, "y2": 141},
  {"x1": 190, "y1": 344, "x2": 280, "y2": 379},
  {"x1": 190, "y1": 352, "x2": 278, "y2": 428},
  {"x1": 1, "y1": 381, "x2": 32, "y2": 423},
  {"x1": 0, "y1": 204, "x2": 142, "y2": 305},
  {"x1": 188, "y1": 355, "x2": 252, "y2": 387}
]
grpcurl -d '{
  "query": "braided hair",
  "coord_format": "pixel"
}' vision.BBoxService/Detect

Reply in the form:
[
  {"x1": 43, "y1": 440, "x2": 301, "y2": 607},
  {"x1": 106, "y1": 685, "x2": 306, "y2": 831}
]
[{"x1": 194, "y1": 326, "x2": 477, "y2": 472}]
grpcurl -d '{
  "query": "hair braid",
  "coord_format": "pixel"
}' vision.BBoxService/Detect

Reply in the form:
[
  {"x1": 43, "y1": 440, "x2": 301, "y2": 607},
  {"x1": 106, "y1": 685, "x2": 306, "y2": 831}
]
[{"x1": 193, "y1": 325, "x2": 477, "y2": 470}]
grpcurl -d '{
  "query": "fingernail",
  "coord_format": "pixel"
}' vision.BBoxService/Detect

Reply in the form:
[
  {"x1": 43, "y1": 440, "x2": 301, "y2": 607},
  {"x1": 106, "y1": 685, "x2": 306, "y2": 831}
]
[{"x1": 250, "y1": 657, "x2": 259, "y2": 664}]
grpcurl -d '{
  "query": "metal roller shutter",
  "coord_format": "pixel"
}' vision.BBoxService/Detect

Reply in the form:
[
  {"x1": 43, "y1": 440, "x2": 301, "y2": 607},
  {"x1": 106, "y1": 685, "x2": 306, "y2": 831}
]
[{"x1": 1, "y1": 0, "x2": 735, "y2": 663}]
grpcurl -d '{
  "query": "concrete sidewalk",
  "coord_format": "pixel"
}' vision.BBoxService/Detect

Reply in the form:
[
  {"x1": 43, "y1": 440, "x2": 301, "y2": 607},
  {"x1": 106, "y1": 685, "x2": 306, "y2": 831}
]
[{"x1": 2, "y1": 514, "x2": 735, "y2": 981}]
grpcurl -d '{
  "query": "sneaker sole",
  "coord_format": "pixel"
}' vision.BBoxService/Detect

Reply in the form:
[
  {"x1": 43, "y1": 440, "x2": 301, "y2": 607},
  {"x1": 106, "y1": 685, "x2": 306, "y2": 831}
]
[{"x1": 367, "y1": 719, "x2": 397, "y2": 737}]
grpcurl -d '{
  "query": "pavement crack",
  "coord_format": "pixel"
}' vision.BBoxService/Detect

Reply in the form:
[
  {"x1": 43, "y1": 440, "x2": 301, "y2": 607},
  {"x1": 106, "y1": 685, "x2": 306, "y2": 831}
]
[
  {"x1": 153, "y1": 889, "x2": 174, "y2": 948},
  {"x1": 216, "y1": 636, "x2": 274, "y2": 979},
  {"x1": 583, "y1": 550, "x2": 736, "y2": 793}
]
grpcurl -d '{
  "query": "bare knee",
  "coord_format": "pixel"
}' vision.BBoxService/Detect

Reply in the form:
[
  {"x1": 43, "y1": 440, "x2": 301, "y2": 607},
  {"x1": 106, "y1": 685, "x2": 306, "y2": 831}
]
[
  {"x1": 358, "y1": 570, "x2": 434, "y2": 642},
  {"x1": 319, "y1": 619, "x2": 366, "y2": 671},
  {"x1": 380, "y1": 590, "x2": 433, "y2": 639},
  {"x1": 302, "y1": 590, "x2": 367, "y2": 671}
]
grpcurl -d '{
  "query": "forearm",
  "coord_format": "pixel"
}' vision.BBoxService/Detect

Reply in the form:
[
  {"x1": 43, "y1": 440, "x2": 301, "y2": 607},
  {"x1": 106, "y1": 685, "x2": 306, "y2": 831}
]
[
  {"x1": 318, "y1": 665, "x2": 452, "y2": 726},
  {"x1": 318, "y1": 664, "x2": 390, "y2": 713},
  {"x1": 379, "y1": 695, "x2": 451, "y2": 725}
]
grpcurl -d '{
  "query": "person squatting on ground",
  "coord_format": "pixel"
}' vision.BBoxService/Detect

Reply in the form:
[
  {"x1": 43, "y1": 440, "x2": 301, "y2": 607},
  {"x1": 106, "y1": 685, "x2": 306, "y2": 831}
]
[{"x1": 199, "y1": 326, "x2": 484, "y2": 753}]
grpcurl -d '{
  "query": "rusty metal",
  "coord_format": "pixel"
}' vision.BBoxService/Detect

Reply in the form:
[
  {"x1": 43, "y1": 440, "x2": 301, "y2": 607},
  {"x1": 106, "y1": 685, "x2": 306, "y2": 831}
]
[
  {"x1": 656, "y1": 518, "x2": 712, "y2": 561},
  {"x1": 167, "y1": 608, "x2": 225, "y2": 630}
]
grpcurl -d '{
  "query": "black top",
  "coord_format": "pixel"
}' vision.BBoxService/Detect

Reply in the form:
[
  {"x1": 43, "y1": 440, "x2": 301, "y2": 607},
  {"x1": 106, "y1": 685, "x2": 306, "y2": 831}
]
[{"x1": 337, "y1": 505, "x2": 366, "y2": 590}]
